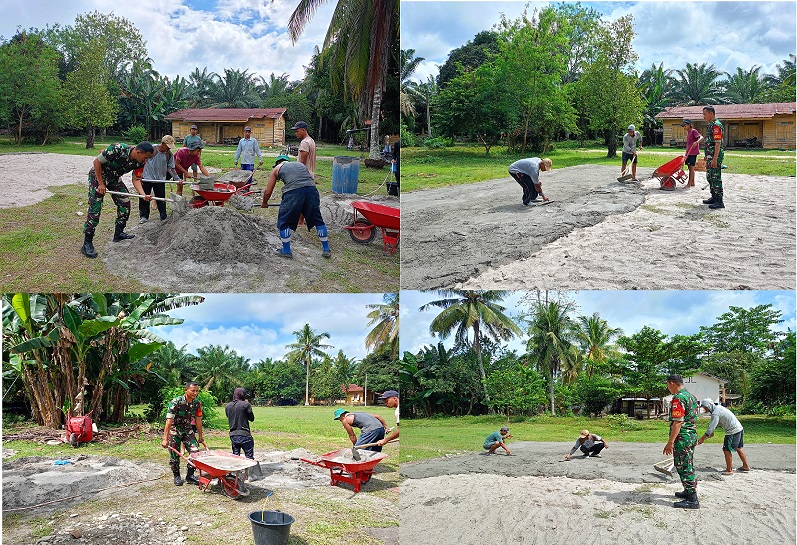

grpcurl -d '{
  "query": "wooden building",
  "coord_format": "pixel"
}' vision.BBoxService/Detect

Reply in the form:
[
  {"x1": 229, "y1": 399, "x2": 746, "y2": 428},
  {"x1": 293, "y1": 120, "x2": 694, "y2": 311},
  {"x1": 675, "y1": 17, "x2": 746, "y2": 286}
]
[
  {"x1": 166, "y1": 108, "x2": 288, "y2": 147},
  {"x1": 655, "y1": 102, "x2": 796, "y2": 149}
]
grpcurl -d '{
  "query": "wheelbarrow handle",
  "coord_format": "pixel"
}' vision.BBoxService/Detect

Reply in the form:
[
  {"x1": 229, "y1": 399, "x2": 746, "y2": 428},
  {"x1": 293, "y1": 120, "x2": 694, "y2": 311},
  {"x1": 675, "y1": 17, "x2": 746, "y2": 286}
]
[
  {"x1": 164, "y1": 440, "x2": 208, "y2": 466},
  {"x1": 105, "y1": 190, "x2": 174, "y2": 203},
  {"x1": 298, "y1": 457, "x2": 326, "y2": 468}
]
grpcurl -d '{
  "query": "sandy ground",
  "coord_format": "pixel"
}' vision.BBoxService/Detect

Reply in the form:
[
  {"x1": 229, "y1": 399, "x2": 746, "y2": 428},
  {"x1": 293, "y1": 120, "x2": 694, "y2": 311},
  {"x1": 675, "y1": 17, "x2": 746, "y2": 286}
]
[
  {"x1": 401, "y1": 165, "x2": 796, "y2": 290},
  {"x1": 400, "y1": 442, "x2": 796, "y2": 545},
  {"x1": 0, "y1": 152, "x2": 93, "y2": 208}
]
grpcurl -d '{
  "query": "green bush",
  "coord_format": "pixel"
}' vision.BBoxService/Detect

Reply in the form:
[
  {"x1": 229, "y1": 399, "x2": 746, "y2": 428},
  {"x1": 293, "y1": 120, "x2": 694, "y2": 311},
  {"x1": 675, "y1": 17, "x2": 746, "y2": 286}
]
[
  {"x1": 158, "y1": 386, "x2": 221, "y2": 428},
  {"x1": 605, "y1": 413, "x2": 642, "y2": 431},
  {"x1": 400, "y1": 124, "x2": 416, "y2": 147},
  {"x1": 423, "y1": 137, "x2": 448, "y2": 149},
  {"x1": 125, "y1": 125, "x2": 147, "y2": 144}
]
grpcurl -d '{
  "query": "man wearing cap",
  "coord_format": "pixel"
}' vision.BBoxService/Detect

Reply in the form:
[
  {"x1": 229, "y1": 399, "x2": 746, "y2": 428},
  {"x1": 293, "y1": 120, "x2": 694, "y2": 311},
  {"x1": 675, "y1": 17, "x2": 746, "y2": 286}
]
[
  {"x1": 225, "y1": 387, "x2": 255, "y2": 460},
  {"x1": 564, "y1": 430, "x2": 608, "y2": 460},
  {"x1": 622, "y1": 124, "x2": 642, "y2": 181},
  {"x1": 182, "y1": 125, "x2": 203, "y2": 180},
  {"x1": 233, "y1": 126, "x2": 263, "y2": 176},
  {"x1": 697, "y1": 398, "x2": 751, "y2": 476},
  {"x1": 80, "y1": 141, "x2": 156, "y2": 258},
  {"x1": 174, "y1": 141, "x2": 211, "y2": 195},
  {"x1": 134, "y1": 136, "x2": 180, "y2": 223},
  {"x1": 261, "y1": 155, "x2": 332, "y2": 258},
  {"x1": 664, "y1": 374, "x2": 700, "y2": 509},
  {"x1": 377, "y1": 390, "x2": 399, "y2": 446},
  {"x1": 507, "y1": 157, "x2": 552, "y2": 206},
  {"x1": 334, "y1": 409, "x2": 387, "y2": 452},
  {"x1": 291, "y1": 121, "x2": 316, "y2": 179},
  {"x1": 702, "y1": 105, "x2": 725, "y2": 209},
  {"x1": 682, "y1": 119, "x2": 703, "y2": 188},
  {"x1": 483, "y1": 426, "x2": 513, "y2": 455}
]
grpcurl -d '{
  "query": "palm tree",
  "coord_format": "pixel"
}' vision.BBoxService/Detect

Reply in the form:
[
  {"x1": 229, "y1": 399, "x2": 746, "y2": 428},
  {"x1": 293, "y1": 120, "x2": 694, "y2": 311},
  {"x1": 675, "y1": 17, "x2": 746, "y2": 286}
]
[
  {"x1": 288, "y1": 0, "x2": 398, "y2": 160},
  {"x1": 285, "y1": 324, "x2": 333, "y2": 405},
  {"x1": 365, "y1": 293, "x2": 399, "y2": 358},
  {"x1": 637, "y1": 63, "x2": 673, "y2": 144},
  {"x1": 671, "y1": 62, "x2": 727, "y2": 105},
  {"x1": 420, "y1": 290, "x2": 522, "y2": 404},
  {"x1": 334, "y1": 350, "x2": 358, "y2": 400},
  {"x1": 188, "y1": 67, "x2": 218, "y2": 108},
  {"x1": 724, "y1": 66, "x2": 769, "y2": 104},
  {"x1": 400, "y1": 49, "x2": 424, "y2": 117},
  {"x1": 574, "y1": 313, "x2": 623, "y2": 378},
  {"x1": 765, "y1": 54, "x2": 796, "y2": 88},
  {"x1": 195, "y1": 344, "x2": 250, "y2": 401},
  {"x1": 527, "y1": 300, "x2": 577, "y2": 415},
  {"x1": 406, "y1": 75, "x2": 438, "y2": 137},
  {"x1": 209, "y1": 68, "x2": 259, "y2": 108}
]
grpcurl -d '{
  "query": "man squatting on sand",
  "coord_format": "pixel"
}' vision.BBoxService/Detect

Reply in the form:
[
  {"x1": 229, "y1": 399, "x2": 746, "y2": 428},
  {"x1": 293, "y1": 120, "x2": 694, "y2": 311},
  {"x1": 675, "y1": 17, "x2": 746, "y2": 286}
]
[
  {"x1": 508, "y1": 157, "x2": 552, "y2": 206},
  {"x1": 664, "y1": 374, "x2": 700, "y2": 509},
  {"x1": 483, "y1": 426, "x2": 513, "y2": 455},
  {"x1": 564, "y1": 429, "x2": 609, "y2": 460},
  {"x1": 261, "y1": 155, "x2": 331, "y2": 258},
  {"x1": 81, "y1": 142, "x2": 155, "y2": 258},
  {"x1": 697, "y1": 398, "x2": 751, "y2": 476}
]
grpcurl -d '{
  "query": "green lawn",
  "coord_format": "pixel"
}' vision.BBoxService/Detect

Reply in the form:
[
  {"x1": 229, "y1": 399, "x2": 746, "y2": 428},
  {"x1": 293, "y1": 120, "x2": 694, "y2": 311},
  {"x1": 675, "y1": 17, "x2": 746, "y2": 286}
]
[
  {"x1": 402, "y1": 142, "x2": 796, "y2": 191},
  {"x1": 399, "y1": 414, "x2": 796, "y2": 462}
]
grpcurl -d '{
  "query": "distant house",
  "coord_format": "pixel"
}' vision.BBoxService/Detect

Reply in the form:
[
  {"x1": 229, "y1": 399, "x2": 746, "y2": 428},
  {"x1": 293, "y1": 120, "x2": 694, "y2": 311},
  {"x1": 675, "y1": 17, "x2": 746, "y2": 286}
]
[
  {"x1": 611, "y1": 397, "x2": 665, "y2": 418},
  {"x1": 611, "y1": 372, "x2": 729, "y2": 419},
  {"x1": 339, "y1": 384, "x2": 378, "y2": 406},
  {"x1": 655, "y1": 102, "x2": 796, "y2": 149},
  {"x1": 166, "y1": 108, "x2": 288, "y2": 147}
]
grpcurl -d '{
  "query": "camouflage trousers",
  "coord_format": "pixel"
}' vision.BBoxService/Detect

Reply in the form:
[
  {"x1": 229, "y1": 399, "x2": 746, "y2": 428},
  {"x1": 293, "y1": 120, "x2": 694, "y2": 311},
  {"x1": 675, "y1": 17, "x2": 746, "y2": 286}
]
[
  {"x1": 674, "y1": 433, "x2": 698, "y2": 493},
  {"x1": 168, "y1": 431, "x2": 200, "y2": 473},
  {"x1": 705, "y1": 151, "x2": 724, "y2": 199},
  {"x1": 83, "y1": 170, "x2": 131, "y2": 236}
]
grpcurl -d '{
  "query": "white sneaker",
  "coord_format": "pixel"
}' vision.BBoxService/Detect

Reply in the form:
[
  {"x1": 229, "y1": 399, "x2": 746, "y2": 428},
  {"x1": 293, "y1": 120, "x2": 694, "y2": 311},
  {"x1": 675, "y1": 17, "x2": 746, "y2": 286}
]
[{"x1": 139, "y1": 217, "x2": 148, "y2": 224}]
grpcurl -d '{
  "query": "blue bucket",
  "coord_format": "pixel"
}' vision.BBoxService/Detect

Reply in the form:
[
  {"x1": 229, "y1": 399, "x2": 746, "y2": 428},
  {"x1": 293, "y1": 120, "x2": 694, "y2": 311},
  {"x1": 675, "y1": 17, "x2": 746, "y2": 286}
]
[{"x1": 331, "y1": 156, "x2": 360, "y2": 194}]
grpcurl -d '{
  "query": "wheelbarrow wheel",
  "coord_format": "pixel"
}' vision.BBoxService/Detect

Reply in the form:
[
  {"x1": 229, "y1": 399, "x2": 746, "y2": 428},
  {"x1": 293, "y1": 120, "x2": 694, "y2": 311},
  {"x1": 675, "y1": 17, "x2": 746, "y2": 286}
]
[
  {"x1": 349, "y1": 220, "x2": 376, "y2": 244},
  {"x1": 69, "y1": 433, "x2": 79, "y2": 448},
  {"x1": 220, "y1": 475, "x2": 244, "y2": 499},
  {"x1": 660, "y1": 176, "x2": 676, "y2": 191}
]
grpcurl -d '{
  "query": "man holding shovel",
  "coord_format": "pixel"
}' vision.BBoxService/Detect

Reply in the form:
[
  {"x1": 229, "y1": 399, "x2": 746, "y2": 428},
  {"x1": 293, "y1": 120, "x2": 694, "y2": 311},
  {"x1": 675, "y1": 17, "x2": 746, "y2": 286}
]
[
  {"x1": 134, "y1": 135, "x2": 180, "y2": 223},
  {"x1": 508, "y1": 157, "x2": 552, "y2": 206},
  {"x1": 162, "y1": 381, "x2": 204, "y2": 487},
  {"x1": 697, "y1": 398, "x2": 751, "y2": 475},
  {"x1": 621, "y1": 124, "x2": 642, "y2": 181},
  {"x1": 377, "y1": 390, "x2": 399, "y2": 446},
  {"x1": 334, "y1": 409, "x2": 387, "y2": 452},
  {"x1": 174, "y1": 141, "x2": 210, "y2": 195},
  {"x1": 81, "y1": 142, "x2": 155, "y2": 258},
  {"x1": 663, "y1": 374, "x2": 700, "y2": 509}
]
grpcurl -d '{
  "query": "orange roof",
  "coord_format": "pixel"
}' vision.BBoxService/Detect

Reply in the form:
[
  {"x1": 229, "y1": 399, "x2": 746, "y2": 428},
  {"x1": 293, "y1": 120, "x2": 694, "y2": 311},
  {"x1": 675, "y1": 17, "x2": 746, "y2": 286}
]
[
  {"x1": 166, "y1": 108, "x2": 288, "y2": 122},
  {"x1": 341, "y1": 384, "x2": 364, "y2": 393},
  {"x1": 656, "y1": 102, "x2": 796, "y2": 120}
]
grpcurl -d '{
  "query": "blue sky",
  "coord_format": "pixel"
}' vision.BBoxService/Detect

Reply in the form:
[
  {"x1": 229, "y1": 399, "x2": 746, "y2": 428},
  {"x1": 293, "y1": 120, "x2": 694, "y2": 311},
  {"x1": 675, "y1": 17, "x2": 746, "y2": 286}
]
[
  {"x1": 153, "y1": 293, "x2": 391, "y2": 363},
  {"x1": 400, "y1": 290, "x2": 797, "y2": 356},
  {"x1": 0, "y1": 0, "x2": 337, "y2": 80},
  {"x1": 401, "y1": 1, "x2": 797, "y2": 83}
]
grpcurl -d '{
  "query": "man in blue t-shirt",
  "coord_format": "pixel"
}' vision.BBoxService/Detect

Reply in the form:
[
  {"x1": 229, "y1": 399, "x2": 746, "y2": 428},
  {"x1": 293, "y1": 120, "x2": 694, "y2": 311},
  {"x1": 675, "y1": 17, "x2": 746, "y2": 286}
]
[{"x1": 483, "y1": 426, "x2": 513, "y2": 455}]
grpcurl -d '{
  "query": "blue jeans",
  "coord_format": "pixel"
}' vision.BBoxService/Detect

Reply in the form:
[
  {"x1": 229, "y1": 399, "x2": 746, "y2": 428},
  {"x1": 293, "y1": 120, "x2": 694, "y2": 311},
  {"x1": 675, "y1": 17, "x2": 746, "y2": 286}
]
[{"x1": 355, "y1": 428, "x2": 385, "y2": 452}]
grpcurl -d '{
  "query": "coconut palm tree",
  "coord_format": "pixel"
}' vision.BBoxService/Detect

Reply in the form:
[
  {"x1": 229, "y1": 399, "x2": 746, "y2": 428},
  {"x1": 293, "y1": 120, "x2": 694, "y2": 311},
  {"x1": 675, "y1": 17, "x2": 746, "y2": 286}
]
[
  {"x1": 724, "y1": 66, "x2": 770, "y2": 104},
  {"x1": 575, "y1": 313, "x2": 623, "y2": 378},
  {"x1": 288, "y1": 0, "x2": 398, "y2": 160},
  {"x1": 420, "y1": 290, "x2": 522, "y2": 404},
  {"x1": 406, "y1": 75, "x2": 438, "y2": 137},
  {"x1": 285, "y1": 324, "x2": 333, "y2": 405},
  {"x1": 209, "y1": 68, "x2": 259, "y2": 108},
  {"x1": 637, "y1": 63, "x2": 673, "y2": 144},
  {"x1": 527, "y1": 299, "x2": 577, "y2": 415},
  {"x1": 671, "y1": 62, "x2": 727, "y2": 105},
  {"x1": 365, "y1": 293, "x2": 399, "y2": 358},
  {"x1": 400, "y1": 49, "x2": 424, "y2": 117}
]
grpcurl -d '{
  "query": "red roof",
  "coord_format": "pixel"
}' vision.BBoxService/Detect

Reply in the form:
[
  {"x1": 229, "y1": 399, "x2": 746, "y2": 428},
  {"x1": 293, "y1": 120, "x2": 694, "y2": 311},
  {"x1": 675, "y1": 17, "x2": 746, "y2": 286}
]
[
  {"x1": 166, "y1": 108, "x2": 288, "y2": 122},
  {"x1": 656, "y1": 102, "x2": 796, "y2": 120},
  {"x1": 341, "y1": 384, "x2": 364, "y2": 393}
]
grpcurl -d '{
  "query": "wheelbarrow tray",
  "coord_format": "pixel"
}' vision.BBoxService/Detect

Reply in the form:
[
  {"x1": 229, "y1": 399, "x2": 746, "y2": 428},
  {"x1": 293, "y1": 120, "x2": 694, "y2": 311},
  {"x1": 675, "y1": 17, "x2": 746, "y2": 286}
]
[
  {"x1": 190, "y1": 182, "x2": 238, "y2": 201},
  {"x1": 188, "y1": 449, "x2": 260, "y2": 477},
  {"x1": 652, "y1": 156, "x2": 688, "y2": 191},
  {"x1": 351, "y1": 201, "x2": 400, "y2": 230},
  {"x1": 299, "y1": 448, "x2": 388, "y2": 492},
  {"x1": 344, "y1": 201, "x2": 400, "y2": 253},
  {"x1": 217, "y1": 169, "x2": 255, "y2": 188}
]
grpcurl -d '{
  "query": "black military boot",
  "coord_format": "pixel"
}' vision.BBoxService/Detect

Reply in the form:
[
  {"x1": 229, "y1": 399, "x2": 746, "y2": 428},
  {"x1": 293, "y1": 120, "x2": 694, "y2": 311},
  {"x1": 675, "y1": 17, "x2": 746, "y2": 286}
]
[
  {"x1": 674, "y1": 490, "x2": 689, "y2": 499},
  {"x1": 708, "y1": 197, "x2": 724, "y2": 209},
  {"x1": 173, "y1": 468, "x2": 184, "y2": 486},
  {"x1": 673, "y1": 491, "x2": 699, "y2": 509},
  {"x1": 113, "y1": 223, "x2": 135, "y2": 242},
  {"x1": 702, "y1": 192, "x2": 716, "y2": 205},
  {"x1": 81, "y1": 233, "x2": 98, "y2": 258},
  {"x1": 185, "y1": 466, "x2": 200, "y2": 485}
]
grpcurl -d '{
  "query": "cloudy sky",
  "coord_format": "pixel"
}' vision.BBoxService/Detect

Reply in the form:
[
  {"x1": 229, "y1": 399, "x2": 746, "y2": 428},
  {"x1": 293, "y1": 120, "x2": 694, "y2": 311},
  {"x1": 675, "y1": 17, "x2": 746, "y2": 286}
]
[
  {"x1": 400, "y1": 290, "x2": 796, "y2": 356},
  {"x1": 0, "y1": 0, "x2": 337, "y2": 81},
  {"x1": 402, "y1": 1, "x2": 797, "y2": 83},
  {"x1": 153, "y1": 293, "x2": 390, "y2": 363}
]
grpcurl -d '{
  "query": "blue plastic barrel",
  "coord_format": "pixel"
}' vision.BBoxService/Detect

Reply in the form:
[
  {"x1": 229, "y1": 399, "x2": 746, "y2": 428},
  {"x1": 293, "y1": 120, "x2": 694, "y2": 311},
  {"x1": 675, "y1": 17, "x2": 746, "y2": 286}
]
[{"x1": 331, "y1": 156, "x2": 360, "y2": 194}]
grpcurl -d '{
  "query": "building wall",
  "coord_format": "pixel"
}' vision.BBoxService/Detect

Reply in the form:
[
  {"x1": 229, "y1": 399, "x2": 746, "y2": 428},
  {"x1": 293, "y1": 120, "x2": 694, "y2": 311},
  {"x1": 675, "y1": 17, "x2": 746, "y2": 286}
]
[
  {"x1": 661, "y1": 113, "x2": 796, "y2": 149},
  {"x1": 765, "y1": 114, "x2": 796, "y2": 148},
  {"x1": 681, "y1": 374, "x2": 723, "y2": 404},
  {"x1": 169, "y1": 116, "x2": 287, "y2": 146}
]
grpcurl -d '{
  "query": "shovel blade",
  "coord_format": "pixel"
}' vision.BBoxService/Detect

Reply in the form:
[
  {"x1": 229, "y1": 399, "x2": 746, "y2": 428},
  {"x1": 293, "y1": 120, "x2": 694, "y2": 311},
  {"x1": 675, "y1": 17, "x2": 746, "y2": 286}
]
[
  {"x1": 170, "y1": 193, "x2": 188, "y2": 217},
  {"x1": 351, "y1": 447, "x2": 361, "y2": 461}
]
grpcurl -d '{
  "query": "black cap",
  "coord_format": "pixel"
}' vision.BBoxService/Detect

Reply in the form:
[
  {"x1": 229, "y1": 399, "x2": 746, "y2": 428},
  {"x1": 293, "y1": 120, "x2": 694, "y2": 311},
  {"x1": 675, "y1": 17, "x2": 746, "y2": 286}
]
[
  {"x1": 681, "y1": 119, "x2": 692, "y2": 126},
  {"x1": 290, "y1": 121, "x2": 308, "y2": 130}
]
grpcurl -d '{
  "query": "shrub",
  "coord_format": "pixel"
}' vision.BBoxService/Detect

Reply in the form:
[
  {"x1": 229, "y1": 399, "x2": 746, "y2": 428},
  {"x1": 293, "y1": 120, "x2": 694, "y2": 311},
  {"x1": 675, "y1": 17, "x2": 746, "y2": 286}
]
[
  {"x1": 157, "y1": 386, "x2": 221, "y2": 428},
  {"x1": 400, "y1": 124, "x2": 416, "y2": 147},
  {"x1": 423, "y1": 137, "x2": 448, "y2": 149},
  {"x1": 125, "y1": 125, "x2": 147, "y2": 144}
]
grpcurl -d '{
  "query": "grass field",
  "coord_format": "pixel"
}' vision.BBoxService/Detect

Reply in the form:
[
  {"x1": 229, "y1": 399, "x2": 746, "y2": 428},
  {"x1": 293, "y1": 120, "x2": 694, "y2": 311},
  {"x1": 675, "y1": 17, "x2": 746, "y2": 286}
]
[
  {"x1": 402, "y1": 142, "x2": 796, "y2": 191},
  {"x1": 399, "y1": 414, "x2": 796, "y2": 462}
]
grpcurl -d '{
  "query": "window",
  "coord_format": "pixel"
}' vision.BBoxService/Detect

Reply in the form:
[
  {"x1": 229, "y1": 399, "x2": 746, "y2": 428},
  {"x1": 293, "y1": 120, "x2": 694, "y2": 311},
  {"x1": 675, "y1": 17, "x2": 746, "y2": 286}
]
[{"x1": 775, "y1": 121, "x2": 795, "y2": 143}]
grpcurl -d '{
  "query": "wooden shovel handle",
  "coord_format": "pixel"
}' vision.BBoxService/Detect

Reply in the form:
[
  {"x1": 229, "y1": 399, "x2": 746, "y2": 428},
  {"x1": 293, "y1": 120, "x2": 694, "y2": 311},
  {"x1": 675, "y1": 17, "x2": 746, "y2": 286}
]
[{"x1": 354, "y1": 439, "x2": 398, "y2": 449}]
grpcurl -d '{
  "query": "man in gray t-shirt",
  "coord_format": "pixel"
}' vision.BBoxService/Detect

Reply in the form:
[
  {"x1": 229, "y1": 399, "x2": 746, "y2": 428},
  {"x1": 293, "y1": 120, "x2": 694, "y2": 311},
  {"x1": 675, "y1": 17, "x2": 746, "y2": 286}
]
[
  {"x1": 261, "y1": 155, "x2": 331, "y2": 259},
  {"x1": 697, "y1": 399, "x2": 751, "y2": 475},
  {"x1": 507, "y1": 157, "x2": 552, "y2": 206},
  {"x1": 621, "y1": 125, "x2": 642, "y2": 181},
  {"x1": 334, "y1": 408, "x2": 387, "y2": 452}
]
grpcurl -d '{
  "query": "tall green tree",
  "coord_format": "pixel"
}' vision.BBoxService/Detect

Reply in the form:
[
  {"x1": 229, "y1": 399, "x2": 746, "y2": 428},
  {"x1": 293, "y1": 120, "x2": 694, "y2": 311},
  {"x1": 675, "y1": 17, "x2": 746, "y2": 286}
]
[
  {"x1": 574, "y1": 312, "x2": 622, "y2": 378},
  {"x1": 617, "y1": 326, "x2": 672, "y2": 418},
  {"x1": 437, "y1": 30, "x2": 500, "y2": 88},
  {"x1": 400, "y1": 49, "x2": 424, "y2": 118},
  {"x1": 724, "y1": 66, "x2": 769, "y2": 104},
  {"x1": 194, "y1": 344, "x2": 250, "y2": 402},
  {"x1": 527, "y1": 299, "x2": 577, "y2": 415},
  {"x1": 365, "y1": 293, "x2": 399, "y2": 359},
  {"x1": 187, "y1": 66, "x2": 219, "y2": 108},
  {"x1": 637, "y1": 63, "x2": 673, "y2": 144},
  {"x1": 209, "y1": 68, "x2": 260, "y2": 108},
  {"x1": 285, "y1": 324, "x2": 332, "y2": 405},
  {"x1": 421, "y1": 291, "x2": 522, "y2": 405},
  {"x1": 762, "y1": 54, "x2": 796, "y2": 102},
  {"x1": 699, "y1": 304, "x2": 785, "y2": 357},
  {"x1": 406, "y1": 74, "x2": 437, "y2": 137},
  {"x1": 671, "y1": 62, "x2": 727, "y2": 105}
]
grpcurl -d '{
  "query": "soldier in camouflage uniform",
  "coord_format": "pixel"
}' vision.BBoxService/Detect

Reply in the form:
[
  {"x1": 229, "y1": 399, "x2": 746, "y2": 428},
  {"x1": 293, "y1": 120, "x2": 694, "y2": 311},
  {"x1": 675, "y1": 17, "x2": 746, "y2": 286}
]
[
  {"x1": 701, "y1": 105, "x2": 725, "y2": 209},
  {"x1": 664, "y1": 374, "x2": 700, "y2": 509},
  {"x1": 81, "y1": 142, "x2": 155, "y2": 259},
  {"x1": 161, "y1": 382, "x2": 204, "y2": 486}
]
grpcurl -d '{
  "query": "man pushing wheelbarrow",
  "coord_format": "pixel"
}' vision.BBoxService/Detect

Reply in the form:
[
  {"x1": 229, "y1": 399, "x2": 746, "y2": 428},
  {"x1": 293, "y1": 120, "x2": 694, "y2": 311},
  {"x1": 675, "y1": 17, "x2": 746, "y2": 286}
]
[{"x1": 162, "y1": 382, "x2": 204, "y2": 487}]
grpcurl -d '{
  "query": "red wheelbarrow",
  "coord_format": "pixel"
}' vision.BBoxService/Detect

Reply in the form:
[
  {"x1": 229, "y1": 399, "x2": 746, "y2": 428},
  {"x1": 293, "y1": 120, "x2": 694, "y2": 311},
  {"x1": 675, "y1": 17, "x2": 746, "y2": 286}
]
[
  {"x1": 188, "y1": 182, "x2": 239, "y2": 208},
  {"x1": 64, "y1": 409, "x2": 94, "y2": 447},
  {"x1": 652, "y1": 155, "x2": 688, "y2": 191},
  {"x1": 168, "y1": 442, "x2": 260, "y2": 499},
  {"x1": 299, "y1": 448, "x2": 388, "y2": 492},
  {"x1": 343, "y1": 201, "x2": 400, "y2": 254}
]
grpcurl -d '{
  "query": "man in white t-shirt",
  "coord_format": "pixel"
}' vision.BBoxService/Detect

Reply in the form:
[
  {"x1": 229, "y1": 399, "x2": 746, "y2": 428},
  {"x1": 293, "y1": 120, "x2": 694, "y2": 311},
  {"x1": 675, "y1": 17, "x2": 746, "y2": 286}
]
[{"x1": 377, "y1": 390, "x2": 399, "y2": 446}]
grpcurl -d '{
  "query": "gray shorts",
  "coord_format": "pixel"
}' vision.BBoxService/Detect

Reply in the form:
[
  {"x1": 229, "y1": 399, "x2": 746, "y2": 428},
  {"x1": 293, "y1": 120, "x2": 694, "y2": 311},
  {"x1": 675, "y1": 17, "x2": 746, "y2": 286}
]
[
  {"x1": 723, "y1": 430, "x2": 744, "y2": 452},
  {"x1": 483, "y1": 441, "x2": 500, "y2": 450}
]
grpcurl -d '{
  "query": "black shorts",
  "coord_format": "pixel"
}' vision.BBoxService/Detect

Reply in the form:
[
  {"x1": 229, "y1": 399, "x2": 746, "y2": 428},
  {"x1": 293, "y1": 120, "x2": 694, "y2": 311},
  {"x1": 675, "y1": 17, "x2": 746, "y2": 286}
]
[
  {"x1": 723, "y1": 430, "x2": 744, "y2": 452},
  {"x1": 685, "y1": 155, "x2": 697, "y2": 166},
  {"x1": 622, "y1": 152, "x2": 637, "y2": 164}
]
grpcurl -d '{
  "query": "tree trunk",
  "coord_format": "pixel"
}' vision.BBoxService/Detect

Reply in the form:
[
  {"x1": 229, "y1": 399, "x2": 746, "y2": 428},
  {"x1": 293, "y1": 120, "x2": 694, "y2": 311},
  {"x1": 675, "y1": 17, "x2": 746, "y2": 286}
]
[
  {"x1": 305, "y1": 355, "x2": 310, "y2": 406},
  {"x1": 85, "y1": 125, "x2": 95, "y2": 149},
  {"x1": 473, "y1": 323, "x2": 491, "y2": 405},
  {"x1": 606, "y1": 129, "x2": 618, "y2": 158},
  {"x1": 549, "y1": 374, "x2": 556, "y2": 416},
  {"x1": 368, "y1": 80, "x2": 384, "y2": 160},
  {"x1": 426, "y1": 99, "x2": 432, "y2": 138}
]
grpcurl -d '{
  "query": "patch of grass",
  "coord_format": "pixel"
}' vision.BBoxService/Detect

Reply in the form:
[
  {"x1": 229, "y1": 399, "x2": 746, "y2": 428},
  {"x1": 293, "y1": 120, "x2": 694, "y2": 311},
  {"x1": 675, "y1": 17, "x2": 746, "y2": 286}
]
[
  {"x1": 594, "y1": 509, "x2": 614, "y2": 519},
  {"x1": 702, "y1": 213, "x2": 731, "y2": 228},
  {"x1": 571, "y1": 489, "x2": 592, "y2": 497},
  {"x1": 400, "y1": 414, "x2": 794, "y2": 462}
]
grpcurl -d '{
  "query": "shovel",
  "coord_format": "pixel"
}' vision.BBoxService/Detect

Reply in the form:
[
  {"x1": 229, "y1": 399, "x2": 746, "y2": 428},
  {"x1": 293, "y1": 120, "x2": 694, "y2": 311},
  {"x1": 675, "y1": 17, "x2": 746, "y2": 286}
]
[
  {"x1": 105, "y1": 190, "x2": 188, "y2": 216},
  {"x1": 653, "y1": 457, "x2": 675, "y2": 476},
  {"x1": 617, "y1": 161, "x2": 634, "y2": 182},
  {"x1": 351, "y1": 439, "x2": 397, "y2": 461}
]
